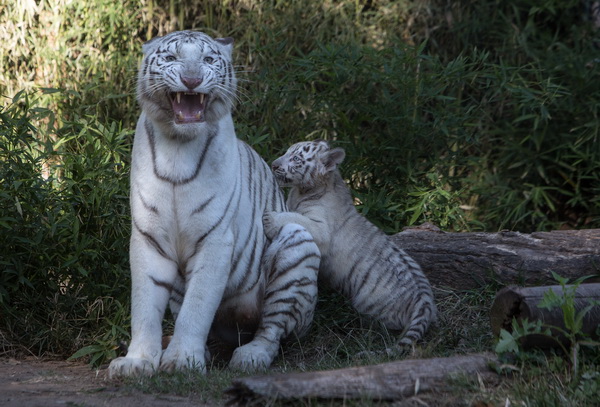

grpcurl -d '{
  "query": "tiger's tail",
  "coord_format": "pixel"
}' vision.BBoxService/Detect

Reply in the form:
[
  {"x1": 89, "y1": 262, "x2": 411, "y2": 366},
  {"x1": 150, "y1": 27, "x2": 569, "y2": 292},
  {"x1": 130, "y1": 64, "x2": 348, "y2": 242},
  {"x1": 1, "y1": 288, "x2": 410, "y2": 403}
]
[{"x1": 398, "y1": 289, "x2": 437, "y2": 346}]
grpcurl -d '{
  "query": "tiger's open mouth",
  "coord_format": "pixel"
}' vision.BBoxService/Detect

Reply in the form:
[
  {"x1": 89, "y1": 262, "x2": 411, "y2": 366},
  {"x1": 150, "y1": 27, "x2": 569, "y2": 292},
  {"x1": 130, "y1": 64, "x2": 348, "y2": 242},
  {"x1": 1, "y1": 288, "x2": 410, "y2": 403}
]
[{"x1": 170, "y1": 92, "x2": 207, "y2": 124}]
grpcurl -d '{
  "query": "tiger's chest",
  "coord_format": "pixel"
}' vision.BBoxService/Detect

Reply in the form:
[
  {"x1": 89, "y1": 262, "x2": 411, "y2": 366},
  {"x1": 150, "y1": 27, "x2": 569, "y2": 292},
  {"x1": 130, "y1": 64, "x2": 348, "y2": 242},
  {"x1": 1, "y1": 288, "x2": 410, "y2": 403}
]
[
  {"x1": 133, "y1": 181, "x2": 223, "y2": 239},
  {"x1": 130, "y1": 117, "x2": 238, "y2": 261}
]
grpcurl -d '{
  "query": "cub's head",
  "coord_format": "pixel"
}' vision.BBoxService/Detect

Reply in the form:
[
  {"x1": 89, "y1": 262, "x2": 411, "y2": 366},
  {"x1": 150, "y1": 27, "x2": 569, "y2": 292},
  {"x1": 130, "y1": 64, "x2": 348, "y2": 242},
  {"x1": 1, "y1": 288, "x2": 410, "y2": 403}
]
[
  {"x1": 137, "y1": 30, "x2": 237, "y2": 137},
  {"x1": 271, "y1": 140, "x2": 345, "y2": 188}
]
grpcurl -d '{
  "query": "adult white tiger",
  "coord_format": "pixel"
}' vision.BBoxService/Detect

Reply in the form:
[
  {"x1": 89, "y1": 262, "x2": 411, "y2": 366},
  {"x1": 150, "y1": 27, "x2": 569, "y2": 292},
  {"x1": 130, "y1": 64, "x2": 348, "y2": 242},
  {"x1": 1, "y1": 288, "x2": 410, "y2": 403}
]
[{"x1": 108, "y1": 30, "x2": 320, "y2": 377}]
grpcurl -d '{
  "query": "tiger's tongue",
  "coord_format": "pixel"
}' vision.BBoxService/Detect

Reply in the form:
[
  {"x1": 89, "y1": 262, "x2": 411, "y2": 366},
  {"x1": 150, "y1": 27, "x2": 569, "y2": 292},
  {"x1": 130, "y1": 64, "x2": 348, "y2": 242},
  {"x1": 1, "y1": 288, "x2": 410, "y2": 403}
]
[{"x1": 172, "y1": 93, "x2": 205, "y2": 123}]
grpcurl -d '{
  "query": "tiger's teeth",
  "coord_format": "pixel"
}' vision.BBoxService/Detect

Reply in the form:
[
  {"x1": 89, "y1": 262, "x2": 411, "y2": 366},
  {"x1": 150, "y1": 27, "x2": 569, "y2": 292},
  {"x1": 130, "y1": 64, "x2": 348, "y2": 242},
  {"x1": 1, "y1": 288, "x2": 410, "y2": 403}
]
[
  {"x1": 200, "y1": 94, "x2": 205, "y2": 104},
  {"x1": 195, "y1": 112, "x2": 202, "y2": 119},
  {"x1": 176, "y1": 92, "x2": 181, "y2": 104},
  {"x1": 177, "y1": 111, "x2": 184, "y2": 120}
]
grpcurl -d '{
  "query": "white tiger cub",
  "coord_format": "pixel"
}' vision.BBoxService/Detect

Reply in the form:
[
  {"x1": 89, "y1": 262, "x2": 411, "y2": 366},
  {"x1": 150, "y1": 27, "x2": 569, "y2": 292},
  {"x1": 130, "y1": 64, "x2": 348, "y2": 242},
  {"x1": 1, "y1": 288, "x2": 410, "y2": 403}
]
[
  {"x1": 108, "y1": 31, "x2": 320, "y2": 377},
  {"x1": 263, "y1": 140, "x2": 436, "y2": 348}
]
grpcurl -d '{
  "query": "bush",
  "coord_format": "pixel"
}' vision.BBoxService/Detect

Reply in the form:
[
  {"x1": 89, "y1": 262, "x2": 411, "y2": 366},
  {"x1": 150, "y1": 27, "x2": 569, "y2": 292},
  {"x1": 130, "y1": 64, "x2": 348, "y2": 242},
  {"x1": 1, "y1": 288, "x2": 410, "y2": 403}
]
[
  {"x1": 423, "y1": 0, "x2": 600, "y2": 231},
  {"x1": 0, "y1": 92, "x2": 131, "y2": 356}
]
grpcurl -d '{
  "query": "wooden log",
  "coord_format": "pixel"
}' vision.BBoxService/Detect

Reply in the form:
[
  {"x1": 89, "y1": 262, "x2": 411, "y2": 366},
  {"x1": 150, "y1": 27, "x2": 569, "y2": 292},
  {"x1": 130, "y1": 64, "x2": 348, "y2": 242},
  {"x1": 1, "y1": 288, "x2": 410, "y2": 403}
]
[
  {"x1": 393, "y1": 227, "x2": 600, "y2": 290},
  {"x1": 490, "y1": 284, "x2": 600, "y2": 347},
  {"x1": 225, "y1": 353, "x2": 496, "y2": 405}
]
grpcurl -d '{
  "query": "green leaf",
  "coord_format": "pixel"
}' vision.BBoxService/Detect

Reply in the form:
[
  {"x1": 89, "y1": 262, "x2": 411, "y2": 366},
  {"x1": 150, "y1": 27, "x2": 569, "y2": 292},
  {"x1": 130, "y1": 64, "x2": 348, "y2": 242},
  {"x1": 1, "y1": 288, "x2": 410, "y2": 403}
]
[
  {"x1": 68, "y1": 345, "x2": 103, "y2": 361},
  {"x1": 495, "y1": 329, "x2": 520, "y2": 354},
  {"x1": 574, "y1": 303, "x2": 598, "y2": 337},
  {"x1": 539, "y1": 287, "x2": 562, "y2": 310},
  {"x1": 562, "y1": 300, "x2": 576, "y2": 332},
  {"x1": 551, "y1": 271, "x2": 569, "y2": 285}
]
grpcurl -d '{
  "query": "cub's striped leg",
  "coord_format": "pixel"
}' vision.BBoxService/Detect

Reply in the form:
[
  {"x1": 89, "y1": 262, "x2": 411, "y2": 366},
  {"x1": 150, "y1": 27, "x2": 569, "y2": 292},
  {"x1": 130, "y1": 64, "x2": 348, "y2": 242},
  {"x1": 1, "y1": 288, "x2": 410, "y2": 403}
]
[
  {"x1": 229, "y1": 224, "x2": 320, "y2": 371},
  {"x1": 108, "y1": 232, "x2": 177, "y2": 378},
  {"x1": 396, "y1": 271, "x2": 437, "y2": 347}
]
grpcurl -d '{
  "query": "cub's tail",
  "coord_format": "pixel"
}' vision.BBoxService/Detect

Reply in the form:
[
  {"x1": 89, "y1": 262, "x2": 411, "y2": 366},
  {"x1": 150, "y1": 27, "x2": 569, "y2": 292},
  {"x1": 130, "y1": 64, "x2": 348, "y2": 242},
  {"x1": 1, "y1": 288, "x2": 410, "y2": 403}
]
[{"x1": 398, "y1": 292, "x2": 437, "y2": 346}]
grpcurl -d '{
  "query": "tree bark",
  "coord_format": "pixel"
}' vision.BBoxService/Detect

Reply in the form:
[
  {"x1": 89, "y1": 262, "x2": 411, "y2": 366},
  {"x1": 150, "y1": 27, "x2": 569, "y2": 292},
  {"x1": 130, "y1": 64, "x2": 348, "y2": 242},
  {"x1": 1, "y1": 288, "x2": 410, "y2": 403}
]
[
  {"x1": 490, "y1": 284, "x2": 600, "y2": 347},
  {"x1": 393, "y1": 228, "x2": 600, "y2": 290},
  {"x1": 225, "y1": 353, "x2": 496, "y2": 405}
]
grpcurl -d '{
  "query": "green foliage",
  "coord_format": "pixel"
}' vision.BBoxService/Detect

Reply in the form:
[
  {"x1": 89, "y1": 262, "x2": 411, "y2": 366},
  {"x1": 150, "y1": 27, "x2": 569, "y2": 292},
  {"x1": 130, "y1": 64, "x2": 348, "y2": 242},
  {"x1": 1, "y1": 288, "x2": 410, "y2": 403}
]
[
  {"x1": 495, "y1": 318, "x2": 552, "y2": 355},
  {"x1": 0, "y1": 0, "x2": 139, "y2": 129},
  {"x1": 538, "y1": 273, "x2": 599, "y2": 340},
  {"x1": 425, "y1": 0, "x2": 600, "y2": 231},
  {"x1": 495, "y1": 355, "x2": 600, "y2": 407},
  {"x1": 491, "y1": 272, "x2": 599, "y2": 405},
  {"x1": 495, "y1": 273, "x2": 600, "y2": 381},
  {"x1": 240, "y1": 40, "x2": 474, "y2": 231},
  {"x1": 67, "y1": 300, "x2": 130, "y2": 366},
  {"x1": 0, "y1": 91, "x2": 131, "y2": 356},
  {"x1": 3, "y1": 0, "x2": 600, "y2": 235}
]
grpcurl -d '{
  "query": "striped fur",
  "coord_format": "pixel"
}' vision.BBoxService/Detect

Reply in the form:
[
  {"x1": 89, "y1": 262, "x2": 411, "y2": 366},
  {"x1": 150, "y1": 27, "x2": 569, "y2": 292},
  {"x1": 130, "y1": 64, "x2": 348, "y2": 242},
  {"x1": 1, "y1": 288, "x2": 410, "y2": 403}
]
[
  {"x1": 108, "y1": 31, "x2": 320, "y2": 377},
  {"x1": 263, "y1": 140, "x2": 436, "y2": 348}
]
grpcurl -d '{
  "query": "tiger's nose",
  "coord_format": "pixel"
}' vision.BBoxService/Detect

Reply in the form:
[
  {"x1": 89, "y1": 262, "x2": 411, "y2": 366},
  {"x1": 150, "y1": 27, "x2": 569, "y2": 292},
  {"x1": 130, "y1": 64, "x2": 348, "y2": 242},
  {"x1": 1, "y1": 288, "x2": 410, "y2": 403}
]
[
  {"x1": 272, "y1": 158, "x2": 283, "y2": 170},
  {"x1": 181, "y1": 76, "x2": 203, "y2": 90}
]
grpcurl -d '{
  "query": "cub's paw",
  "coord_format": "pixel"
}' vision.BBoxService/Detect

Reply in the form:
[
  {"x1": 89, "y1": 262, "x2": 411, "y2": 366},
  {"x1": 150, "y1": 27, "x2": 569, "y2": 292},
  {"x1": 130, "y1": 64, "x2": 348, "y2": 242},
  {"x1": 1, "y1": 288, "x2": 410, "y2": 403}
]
[
  {"x1": 160, "y1": 346, "x2": 206, "y2": 373},
  {"x1": 262, "y1": 212, "x2": 280, "y2": 240},
  {"x1": 229, "y1": 342, "x2": 274, "y2": 372},
  {"x1": 108, "y1": 356, "x2": 157, "y2": 378}
]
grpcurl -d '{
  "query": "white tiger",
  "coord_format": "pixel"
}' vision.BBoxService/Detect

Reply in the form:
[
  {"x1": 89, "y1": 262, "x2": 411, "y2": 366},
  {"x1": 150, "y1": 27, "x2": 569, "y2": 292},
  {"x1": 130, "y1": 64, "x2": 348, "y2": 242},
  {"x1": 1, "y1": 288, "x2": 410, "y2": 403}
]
[
  {"x1": 108, "y1": 31, "x2": 320, "y2": 377},
  {"x1": 263, "y1": 140, "x2": 437, "y2": 348}
]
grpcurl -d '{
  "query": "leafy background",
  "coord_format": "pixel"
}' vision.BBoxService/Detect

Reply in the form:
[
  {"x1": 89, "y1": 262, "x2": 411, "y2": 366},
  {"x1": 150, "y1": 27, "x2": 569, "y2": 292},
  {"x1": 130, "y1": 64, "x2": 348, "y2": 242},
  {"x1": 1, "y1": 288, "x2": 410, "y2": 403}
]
[{"x1": 1, "y1": 0, "x2": 599, "y2": 364}]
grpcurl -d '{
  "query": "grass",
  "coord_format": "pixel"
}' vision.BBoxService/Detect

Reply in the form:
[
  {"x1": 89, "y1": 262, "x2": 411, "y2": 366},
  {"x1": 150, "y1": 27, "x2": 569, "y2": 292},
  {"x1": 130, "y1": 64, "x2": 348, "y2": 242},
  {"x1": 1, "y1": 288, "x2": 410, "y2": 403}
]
[{"x1": 112, "y1": 285, "x2": 599, "y2": 406}]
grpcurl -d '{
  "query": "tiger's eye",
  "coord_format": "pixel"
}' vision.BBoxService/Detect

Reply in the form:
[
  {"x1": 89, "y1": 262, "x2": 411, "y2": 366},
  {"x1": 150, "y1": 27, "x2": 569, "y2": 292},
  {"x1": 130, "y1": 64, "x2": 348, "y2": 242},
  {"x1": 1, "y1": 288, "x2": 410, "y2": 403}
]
[
  {"x1": 204, "y1": 56, "x2": 214, "y2": 64},
  {"x1": 165, "y1": 55, "x2": 176, "y2": 62}
]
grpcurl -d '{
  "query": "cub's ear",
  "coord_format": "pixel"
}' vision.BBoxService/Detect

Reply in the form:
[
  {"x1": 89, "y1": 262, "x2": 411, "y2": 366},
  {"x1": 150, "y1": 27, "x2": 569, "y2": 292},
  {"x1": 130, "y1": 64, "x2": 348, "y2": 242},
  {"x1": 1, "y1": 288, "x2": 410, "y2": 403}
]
[
  {"x1": 216, "y1": 37, "x2": 234, "y2": 46},
  {"x1": 216, "y1": 37, "x2": 234, "y2": 58},
  {"x1": 323, "y1": 147, "x2": 346, "y2": 172}
]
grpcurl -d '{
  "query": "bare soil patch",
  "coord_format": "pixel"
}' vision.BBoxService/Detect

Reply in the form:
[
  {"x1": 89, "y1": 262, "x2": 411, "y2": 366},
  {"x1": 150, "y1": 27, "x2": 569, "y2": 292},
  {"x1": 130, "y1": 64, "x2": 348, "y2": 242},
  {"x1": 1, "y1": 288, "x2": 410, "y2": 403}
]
[{"x1": 0, "y1": 357, "x2": 210, "y2": 407}]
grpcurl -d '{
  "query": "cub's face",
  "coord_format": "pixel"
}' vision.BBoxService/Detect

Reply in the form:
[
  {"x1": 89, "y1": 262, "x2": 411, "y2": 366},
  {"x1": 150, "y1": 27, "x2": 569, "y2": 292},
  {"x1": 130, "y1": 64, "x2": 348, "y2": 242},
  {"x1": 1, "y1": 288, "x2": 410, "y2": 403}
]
[
  {"x1": 271, "y1": 141, "x2": 345, "y2": 188},
  {"x1": 137, "y1": 31, "x2": 237, "y2": 136}
]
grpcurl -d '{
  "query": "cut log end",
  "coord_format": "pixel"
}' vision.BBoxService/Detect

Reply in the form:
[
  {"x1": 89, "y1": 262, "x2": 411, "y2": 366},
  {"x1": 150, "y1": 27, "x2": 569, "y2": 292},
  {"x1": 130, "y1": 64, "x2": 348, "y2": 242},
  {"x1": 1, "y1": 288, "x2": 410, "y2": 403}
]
[{"x1": 490, "y1": 283, "x2": 600, "y2": 348}]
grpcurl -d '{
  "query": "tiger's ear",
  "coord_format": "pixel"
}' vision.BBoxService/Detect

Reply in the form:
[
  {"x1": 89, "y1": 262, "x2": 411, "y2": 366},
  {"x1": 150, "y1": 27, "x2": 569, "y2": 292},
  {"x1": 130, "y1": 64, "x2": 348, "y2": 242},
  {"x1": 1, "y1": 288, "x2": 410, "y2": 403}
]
[
  {"x1": 142, "y1": 36, "x2": 161, "y2": 55},
  {"x1": 216, "y1": 37, "x2": 234, "y2": 58},
  {"x1": 322, "y1": 147, "x2": 345, "y2": 172}
]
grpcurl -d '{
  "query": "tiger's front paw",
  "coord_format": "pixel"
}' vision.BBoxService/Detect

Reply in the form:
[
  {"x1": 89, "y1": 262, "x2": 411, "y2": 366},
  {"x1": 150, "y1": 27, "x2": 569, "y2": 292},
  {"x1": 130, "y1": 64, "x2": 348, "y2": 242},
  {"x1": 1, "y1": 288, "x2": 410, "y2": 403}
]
[
  {"x1": 108, "y1": 356, "x2": 158, "y2": 378},
  {"x1": 229, "y1": 342, "x2": 275, "y2": 372},
  {"x1": 262, "y1": 212, "x2": 280, "y2": 240},
  {"x1": 159, "y1": 345, "x2": 206, "y2": 373}
]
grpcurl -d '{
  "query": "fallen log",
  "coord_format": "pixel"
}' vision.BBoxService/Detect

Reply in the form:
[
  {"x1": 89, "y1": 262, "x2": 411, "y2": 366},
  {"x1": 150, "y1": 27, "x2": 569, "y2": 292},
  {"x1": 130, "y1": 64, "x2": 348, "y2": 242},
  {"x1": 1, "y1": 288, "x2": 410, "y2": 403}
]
[
  {"x1": 490, "y1": 284, "x2": 600, "y2": 348},
  {"x1": 393, "y1": 227, "x2": 600, "y2": 290},
  {"x1": 225, "y1": 353, "x2": 496, "y2": 405}
]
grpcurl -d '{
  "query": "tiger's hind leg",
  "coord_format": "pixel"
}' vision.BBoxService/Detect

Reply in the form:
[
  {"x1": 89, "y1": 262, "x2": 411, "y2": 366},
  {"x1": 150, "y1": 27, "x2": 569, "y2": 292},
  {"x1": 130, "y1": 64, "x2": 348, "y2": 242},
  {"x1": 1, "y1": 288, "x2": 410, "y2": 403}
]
[{"x1": 229, "y1": 223, "x2": 320, "y2": 371}]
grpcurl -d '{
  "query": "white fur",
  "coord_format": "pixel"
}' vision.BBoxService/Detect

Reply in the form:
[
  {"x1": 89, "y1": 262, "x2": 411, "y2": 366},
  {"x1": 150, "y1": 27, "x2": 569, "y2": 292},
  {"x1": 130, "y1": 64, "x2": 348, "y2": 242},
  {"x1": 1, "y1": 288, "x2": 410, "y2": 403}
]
[
  {"x1": 108, "y1": 32, "x2": 319, "y2": 377},
  {"x1": 264, "y1": 141, "x2": 436, "y2": 346}
]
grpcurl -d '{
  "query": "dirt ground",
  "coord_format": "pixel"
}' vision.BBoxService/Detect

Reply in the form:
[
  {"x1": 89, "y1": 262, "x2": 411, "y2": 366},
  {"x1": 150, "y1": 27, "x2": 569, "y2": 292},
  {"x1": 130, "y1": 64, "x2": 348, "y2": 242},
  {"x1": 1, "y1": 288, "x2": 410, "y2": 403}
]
[{"x1": 0, "y1": 357, "x2": 212, "y2": 407}]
